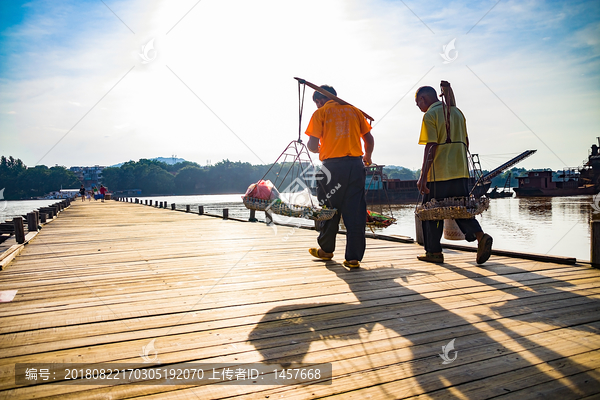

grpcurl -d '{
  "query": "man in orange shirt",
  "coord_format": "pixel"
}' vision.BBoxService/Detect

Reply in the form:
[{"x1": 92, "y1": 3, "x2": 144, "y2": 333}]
[{"x1": 305, "y1": 85, "x2": 374, "y2": 268}]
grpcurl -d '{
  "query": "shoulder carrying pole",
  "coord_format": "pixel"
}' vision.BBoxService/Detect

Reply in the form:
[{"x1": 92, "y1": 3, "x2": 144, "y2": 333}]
[{"x1": 294, "y1": 77, "x2": 374, "y2": 122}]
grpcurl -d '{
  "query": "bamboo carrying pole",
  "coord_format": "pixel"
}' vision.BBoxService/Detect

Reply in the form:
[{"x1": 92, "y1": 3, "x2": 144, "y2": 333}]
[{"x1": 294, "y1": 77, "x2": 374, "y2": 122}]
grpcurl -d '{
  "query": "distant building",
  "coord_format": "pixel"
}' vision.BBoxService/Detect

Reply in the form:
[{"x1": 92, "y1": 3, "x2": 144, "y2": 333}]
[{"x1": 69, "y1": 165, "x2": 105, "y2": 190}]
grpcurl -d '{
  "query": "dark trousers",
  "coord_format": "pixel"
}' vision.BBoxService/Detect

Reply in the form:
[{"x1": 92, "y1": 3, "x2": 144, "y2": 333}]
[
  {"x1": 422, "y1": 178, "x2": 482, "y2": 253},
  {"x1": 316, "y1": 157, "x2": 367, "y2": 261}
]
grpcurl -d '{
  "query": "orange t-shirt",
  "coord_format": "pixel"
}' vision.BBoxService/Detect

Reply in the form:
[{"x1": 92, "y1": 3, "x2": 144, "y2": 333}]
[{"x1": 305, "y1": 100, "x2": 371, "y2": 161}]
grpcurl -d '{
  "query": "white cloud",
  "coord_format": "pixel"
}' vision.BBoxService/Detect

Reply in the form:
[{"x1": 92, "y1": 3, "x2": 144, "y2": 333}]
[{"x1": 0, "y1": 0, "x2": 598, "y2": 172}]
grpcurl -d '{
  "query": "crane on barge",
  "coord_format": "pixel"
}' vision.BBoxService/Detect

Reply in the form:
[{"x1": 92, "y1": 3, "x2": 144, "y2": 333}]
[{"x1": 366, "y1": 150, "x2": 538, "y2": 204}]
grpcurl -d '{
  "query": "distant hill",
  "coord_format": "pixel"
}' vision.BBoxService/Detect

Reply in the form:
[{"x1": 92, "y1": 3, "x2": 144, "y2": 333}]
[
  {"x1": 381, "y1": 165, "x2": 413, "y2": 170},
  {"x1": 110, "y1": 157, "x2": 188, "y2": 168},
  {"x1": 382, "y1": 166, "x2": 420, "y2": 180},
  {"x1": 153, "y1": 157, "x2": 188, "y2": 165}
]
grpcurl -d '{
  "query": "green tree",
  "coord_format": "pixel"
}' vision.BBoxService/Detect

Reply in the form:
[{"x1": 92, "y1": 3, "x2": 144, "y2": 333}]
[
  {"x1": 383, "y1": 167, "x2": 418, "y2": 180},
  {"x1": 174, "y1": 166, "x2": 206, "y2": 194},
  {"x1": 138, "y1": 165, "x2": 174, "y2": 194},
  {"x1": 48, "y1": 166, "x2": 80, "y2": 191},
  {"x1": 0, "y1": 159, "x2": 80, "y2": 199},
  {"x1": 0, "y1": 156, "x2": 27, "y2": 199},
  {"x1": 100, "y1": 167, "x2": 121, "y2": 190}
]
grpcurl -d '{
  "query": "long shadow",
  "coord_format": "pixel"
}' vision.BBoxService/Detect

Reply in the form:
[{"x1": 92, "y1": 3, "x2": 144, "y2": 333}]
[
  {"x1": 437, "y1": 260, "x2": 600, "y2": 393},
  {"x1": 437, "y1": 260, "x2": 600, "y2": 335},
  {"x1": 247, "y1": 259, "x2": 600, "y2": 397}
]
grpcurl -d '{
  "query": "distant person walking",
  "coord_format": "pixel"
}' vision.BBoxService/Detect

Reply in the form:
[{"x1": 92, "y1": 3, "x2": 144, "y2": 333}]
[
  {"x1": 415, "y1": 83, "x2": 493, "y2": 264},
  {"x1": 305, "y1": 85, "x2": 374, "y2": 268},
  {"x1": 79, "y1": 185, "x2": 85, "y2": 202},
  {"x1": 93, "y1": 186, "x2": 98, "y2": 201},
  {"x1": 99, "y1": 185, "x2": 107, "y2": 202}
]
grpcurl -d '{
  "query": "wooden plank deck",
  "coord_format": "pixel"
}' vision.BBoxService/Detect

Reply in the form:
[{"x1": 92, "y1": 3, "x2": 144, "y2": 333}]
[{"x1": 0, "y1": 200, "x2": 599, "y2": 399}]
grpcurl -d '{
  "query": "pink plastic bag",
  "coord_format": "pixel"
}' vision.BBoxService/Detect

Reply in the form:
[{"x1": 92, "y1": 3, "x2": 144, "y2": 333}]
[{"x1": 244, "y1": 180, "x2": 280, "y2": 200}]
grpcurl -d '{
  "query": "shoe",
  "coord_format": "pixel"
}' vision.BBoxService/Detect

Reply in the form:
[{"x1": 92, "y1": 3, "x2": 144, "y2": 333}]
[
  {"x1": 417, "y1": 252, "x2": 444, "y2": 263},
  {"x1": 477, "y1": 234, "x2": 493, "y2": 264},
  {"x1": 343, "y1": 260, "x2": 360, "y2": 268},
  {"x1": 309, "y1": 248, "x2": 333, "y2": 261}
]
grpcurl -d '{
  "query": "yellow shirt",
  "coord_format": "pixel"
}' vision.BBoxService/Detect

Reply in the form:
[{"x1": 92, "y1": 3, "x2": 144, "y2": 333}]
[
  {"x1": 418, "y1": 101, "x2": 469, "y2": 182},
  {"x1": 305, "y1": 100, "x2": 371, "y2": 161}
]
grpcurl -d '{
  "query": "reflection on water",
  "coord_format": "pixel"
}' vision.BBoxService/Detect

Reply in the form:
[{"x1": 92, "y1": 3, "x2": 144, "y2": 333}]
[
  {"x1": 369, "y1": 195, "x2": 594, "y2": 262},
  {"x1": 2, "y1": 194, "x2": 595, "y2": 261}
]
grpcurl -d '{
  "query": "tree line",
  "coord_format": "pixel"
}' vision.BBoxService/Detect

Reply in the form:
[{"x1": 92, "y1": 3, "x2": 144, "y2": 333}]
[
  {"x1": 0, "y1": 156, "x2": 81, "y2": 200},
  {"x1": 100, "y1": 159, "x2": 322, "y2": 196},
  {"x1": 101, "y1": 159, "x2": 273, "y2": 195},
  {"x1": 0, "y1": 155, "x2": 563, "y2": 199}
]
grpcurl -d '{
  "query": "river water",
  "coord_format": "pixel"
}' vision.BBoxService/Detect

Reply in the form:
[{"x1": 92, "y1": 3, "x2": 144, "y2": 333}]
[{"x1": 1, "y1": 194, "x2": 595, "y2": 262}]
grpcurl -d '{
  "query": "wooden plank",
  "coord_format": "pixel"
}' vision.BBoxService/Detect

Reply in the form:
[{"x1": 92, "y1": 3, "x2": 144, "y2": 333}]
[
  {"x1": 259, "y1": 325, "x2": 600, "y2": 400},
  {"x1": 1, "y1": 266, "x2": 598, "y2": 333},
  {"x1": 23, "y1": 231, "x2": 38, "y2": 244},
  {"x1": 1, "y1": 279, "x2": 598, "y2": 361},
  {"x1": 5, "y1": 299, "x2": 599, "y2": 399},
  {"x1": 0, "y1": 245, "x2": 24, "y2": 270},
  {"x1": 0, "y1": 201, "x2": 598, "y2": 399},
  {"x1": 406, "y1": 349, "x2": 600, "y2": 399}
]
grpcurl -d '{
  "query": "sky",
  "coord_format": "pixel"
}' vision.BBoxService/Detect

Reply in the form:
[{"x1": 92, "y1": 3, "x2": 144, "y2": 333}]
[{"x1": 0, "y1": 0, "x2": 599, "y2": 172}]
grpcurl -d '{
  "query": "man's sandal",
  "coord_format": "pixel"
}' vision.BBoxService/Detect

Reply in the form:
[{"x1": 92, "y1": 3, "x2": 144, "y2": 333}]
[
  {"x1": 417, "y1": 253, "x2": 444, "y2": 263},
  {"x1": 476, "y1": 234, "x2": 493, "y2": 264},
  {"x1": 309, "y1": 248, "x2": 333, "y2": 261},
  {"x1": 343, "y1": 260, "x2": 360, "y2": 268}
]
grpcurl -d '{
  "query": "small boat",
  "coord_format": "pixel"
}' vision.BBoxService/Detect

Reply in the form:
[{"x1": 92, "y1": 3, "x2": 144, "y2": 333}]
[
  {"x1": 487, "y1": 173, "x2": 513, "y2": 198},
  {"x1": 366, "y1": 150, "x2": 535, "y2": 204},
  {"x1": 487, "y1": 188, "x2": 513, "y2": 198}
]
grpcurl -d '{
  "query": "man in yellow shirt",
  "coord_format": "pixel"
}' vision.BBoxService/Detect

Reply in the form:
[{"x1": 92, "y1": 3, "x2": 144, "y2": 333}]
[
  {"x1": 416, "y1": 85, "x2": 493, "y2": 264},
  {"x1": 305, "y1": 85, "x2": 374, "y2": 268}
]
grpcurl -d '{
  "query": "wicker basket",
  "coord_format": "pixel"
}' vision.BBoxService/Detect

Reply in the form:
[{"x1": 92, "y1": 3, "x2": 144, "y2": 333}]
[
  {"x1": 415, "y1": 196, "x2": 489, "y2": 221},
  {"x1": 243, "y1": 196, "x2": 337, "y2": 221}
]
